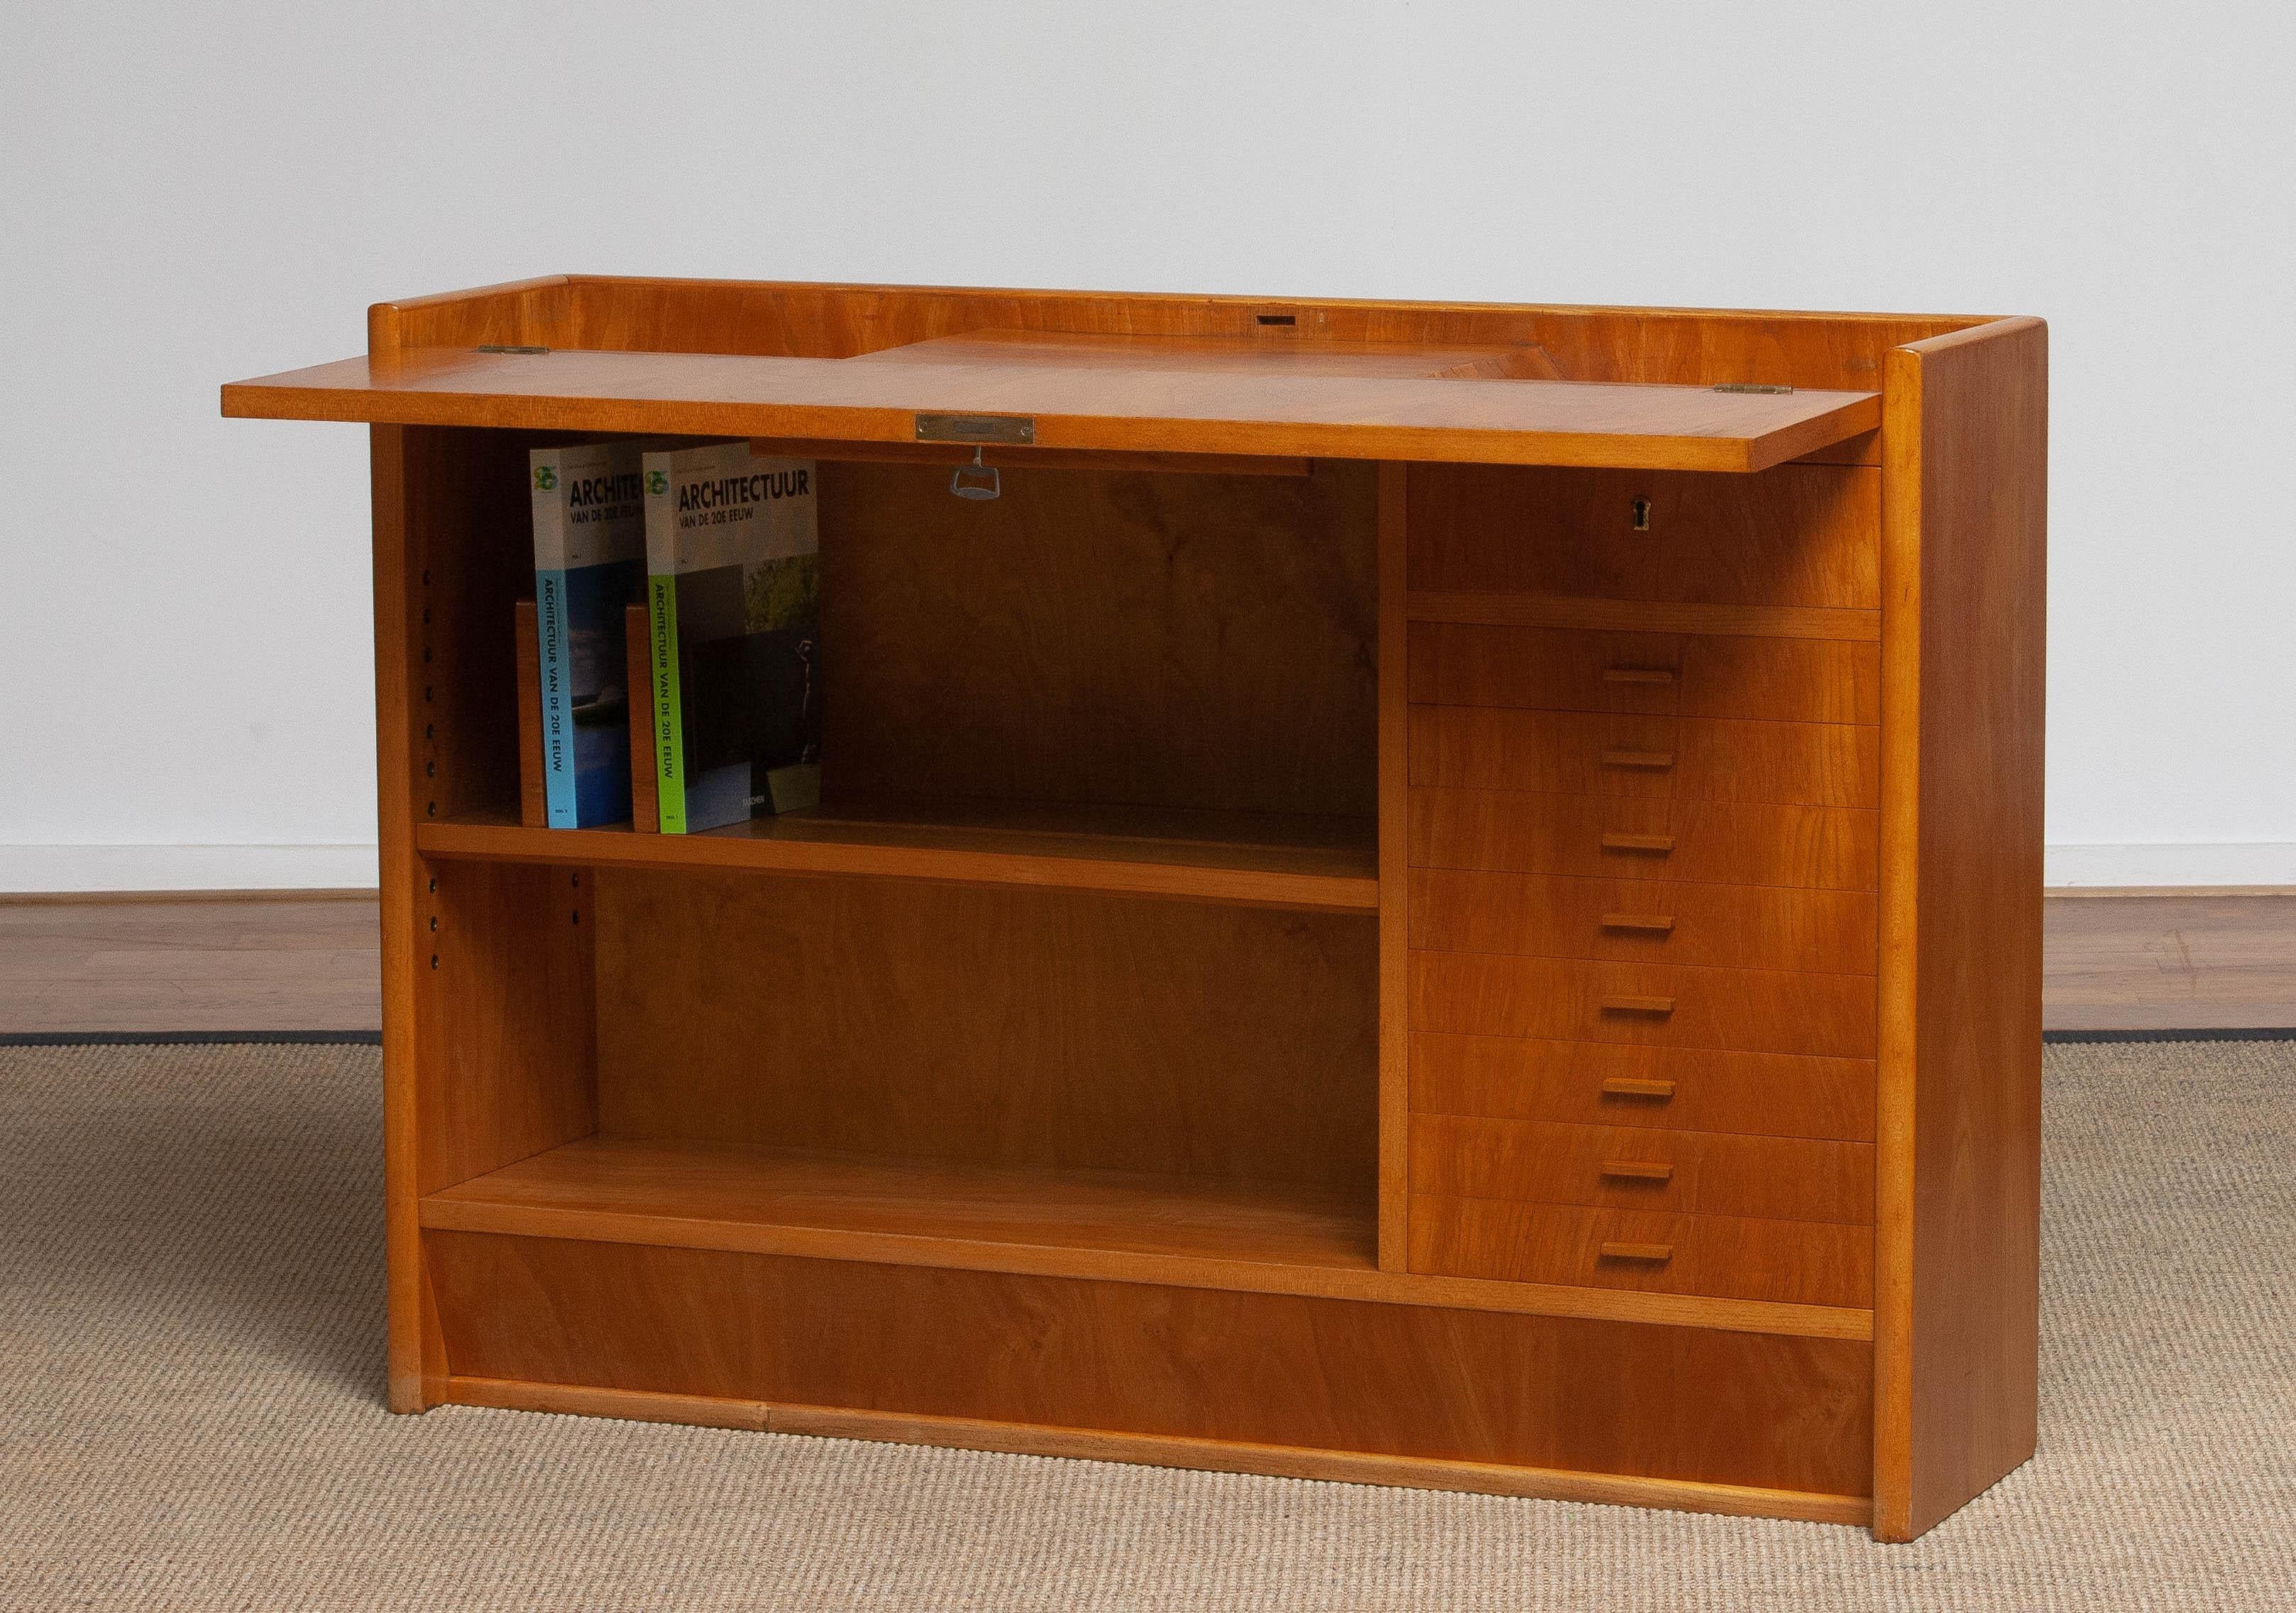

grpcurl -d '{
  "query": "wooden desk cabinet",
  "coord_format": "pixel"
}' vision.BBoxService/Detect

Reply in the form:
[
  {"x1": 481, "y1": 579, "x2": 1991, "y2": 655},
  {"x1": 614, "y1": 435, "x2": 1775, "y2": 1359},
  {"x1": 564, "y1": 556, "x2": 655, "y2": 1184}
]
[{"x1": 225, "y1": 278, "x2": 2044, "y2": 1539}]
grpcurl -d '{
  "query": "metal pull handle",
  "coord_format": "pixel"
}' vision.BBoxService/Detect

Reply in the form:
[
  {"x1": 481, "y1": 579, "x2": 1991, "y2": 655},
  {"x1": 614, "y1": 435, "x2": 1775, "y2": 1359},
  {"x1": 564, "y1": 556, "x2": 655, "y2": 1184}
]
[
  {"x1": 1600, "y1": 1077, "x2": 1676, "y2": 1099},
  {"x1": 1600, "y1": 995, "x2": 1676, "y2": 1016},
  {"x1": 1599, "y1": 1160, "x2": 1675, "y2": 1182},
  {"x1": 1599, "y1": 1241, "x2": 1674, "y2": 1263},
  {"x1": 1600, "y1": 833, "x2": 1675, "y2": 854},
  {"x1": 1602, "y1": 749, "x2": 1676, "y2": 770},
  {"x1": 950, "y1": 446, "x2": 1000, "y2": 501},
  {"x1": 1600, "y1": 912, "x2": 1675, "y2": 934}
]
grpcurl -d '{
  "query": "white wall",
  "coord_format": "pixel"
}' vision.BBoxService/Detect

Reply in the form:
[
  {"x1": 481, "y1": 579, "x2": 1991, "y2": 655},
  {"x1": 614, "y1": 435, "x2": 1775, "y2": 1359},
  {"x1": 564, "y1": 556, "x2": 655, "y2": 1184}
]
[{"x1": 4, "y1": 1, "x2": 2292, "y2": 890}]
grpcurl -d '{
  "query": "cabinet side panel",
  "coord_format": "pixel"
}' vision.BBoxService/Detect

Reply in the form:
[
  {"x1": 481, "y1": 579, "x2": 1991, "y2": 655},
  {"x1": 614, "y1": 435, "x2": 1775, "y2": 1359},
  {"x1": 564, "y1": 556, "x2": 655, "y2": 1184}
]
[
  {"x1": 1377, "y1": 464, "x2": 1410, "y2": 1267},
  {"x1": 1874, "y1": 318, "x2": 2047, "y2": 1539},
  {"x1": 370, "y1": 426, "x2": 436, "y2": 1410}
]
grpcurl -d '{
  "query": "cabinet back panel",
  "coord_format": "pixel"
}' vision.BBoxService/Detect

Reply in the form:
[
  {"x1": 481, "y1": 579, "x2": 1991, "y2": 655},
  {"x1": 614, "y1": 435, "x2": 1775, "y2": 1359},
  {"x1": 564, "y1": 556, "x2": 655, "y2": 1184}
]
[
  {"x1": 816, "y1": 460, "x2": 1376, "y2": 819},
  {"x1": 592, "y1": 868, "x2": 1377, "y2": 1192}
]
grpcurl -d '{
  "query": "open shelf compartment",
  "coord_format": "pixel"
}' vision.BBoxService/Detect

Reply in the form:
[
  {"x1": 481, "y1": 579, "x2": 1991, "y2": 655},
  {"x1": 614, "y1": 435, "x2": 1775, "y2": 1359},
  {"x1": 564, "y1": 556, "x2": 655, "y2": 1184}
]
[{"x1": 422, "y1": 1138, "x2": 1377, "y2": 1279}]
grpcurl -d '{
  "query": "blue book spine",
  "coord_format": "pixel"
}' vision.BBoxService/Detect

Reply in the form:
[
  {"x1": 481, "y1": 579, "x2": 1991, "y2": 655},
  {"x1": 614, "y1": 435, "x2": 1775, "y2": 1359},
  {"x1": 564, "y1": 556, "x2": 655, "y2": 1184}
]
[
  {"x1": 532, "y1": 443, "x2": 648, "y2": 829},
  {"x1": 535, "y1": 568, "x2": 577, "y2": 827}
]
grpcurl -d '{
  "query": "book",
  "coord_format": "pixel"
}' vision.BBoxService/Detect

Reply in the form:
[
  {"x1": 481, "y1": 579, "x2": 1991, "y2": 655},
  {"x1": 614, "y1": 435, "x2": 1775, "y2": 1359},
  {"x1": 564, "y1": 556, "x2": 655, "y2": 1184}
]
[
  {"x1": 529, "y1": 442, "x2": 649, "y2": 828},
  {"x1": 642, "y1": 442, "x2": 820, "y2": 833},
  {"x1": 513, "y1": 600, "x2": 546, "y2": 829},
  {"x1": 623, "y1": 602, "x2": 658, "y2": 834}
]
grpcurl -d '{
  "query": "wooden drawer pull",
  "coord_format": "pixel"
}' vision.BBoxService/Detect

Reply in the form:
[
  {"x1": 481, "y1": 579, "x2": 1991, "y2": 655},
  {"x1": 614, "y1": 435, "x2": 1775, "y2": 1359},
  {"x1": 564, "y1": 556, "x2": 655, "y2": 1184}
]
[
  {"x1": 1600, "y1": 995, "x2": 1676, "y2": 1015},
  {"x1": 1599, "y1": 1160, "x2": 1675, "y2": 1182},
  {"x1": 1603, "y1": 667, "x2": 1676, "y2": 686},
  {"x1": 1602, "y1": 749, "x2": 1676, "y2": 770},
  {"x1": 1600, "y1": 912, "x2": 1676, "y2": 934},
  {"x1": 1600, "y1": 833, "x2": 1675, "y2": 854},
  {"x1": 1600, "y1": 1077, "x2": 1676, "y2": 1099},
  {"x1": 1599, "y1": 1241, "x2": 1675, "y2": 1263}
]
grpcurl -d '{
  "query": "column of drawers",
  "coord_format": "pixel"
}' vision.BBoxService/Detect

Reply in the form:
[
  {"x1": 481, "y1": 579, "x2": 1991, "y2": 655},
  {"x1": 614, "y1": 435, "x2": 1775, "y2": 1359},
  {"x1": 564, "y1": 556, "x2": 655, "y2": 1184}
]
[{"x1": 1403, "y1": 464, "x2": 1882, "y2": 1311}]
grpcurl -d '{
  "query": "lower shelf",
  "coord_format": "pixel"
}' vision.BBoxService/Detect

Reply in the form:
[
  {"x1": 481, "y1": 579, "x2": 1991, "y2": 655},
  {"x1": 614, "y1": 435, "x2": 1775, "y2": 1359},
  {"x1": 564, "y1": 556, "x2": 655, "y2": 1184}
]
[
  {"x1": 424, "y1": 1137, "x2": 1376, "y2": 1273},
  {"x1": 419, "y1": 1137, "x2": 1870, "y2": 1339},
  {"x1": 417, "y1": 798, "x2": 1379, "y2": 912}
]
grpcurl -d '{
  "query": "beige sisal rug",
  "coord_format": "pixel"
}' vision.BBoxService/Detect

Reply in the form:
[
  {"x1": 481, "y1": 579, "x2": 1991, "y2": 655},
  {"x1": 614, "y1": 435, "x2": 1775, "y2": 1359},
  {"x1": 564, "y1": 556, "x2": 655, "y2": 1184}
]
[{"x1": 1, "y1": 1039, "x2": 2290, "y2": 1611}]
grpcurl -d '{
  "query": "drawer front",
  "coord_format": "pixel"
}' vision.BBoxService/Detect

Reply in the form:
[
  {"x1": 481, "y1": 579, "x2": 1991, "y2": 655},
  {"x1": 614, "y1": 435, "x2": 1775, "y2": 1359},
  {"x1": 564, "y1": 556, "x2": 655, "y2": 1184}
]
[
  {"x1": 1411, "y1": 706, "x2": 1879, "y2": 809},
  {"x1": 1409, "y1": 1196, "x2": 1874, "y2": 1308},
  {"x1": 1409, "y1": 621, "x2": 1882, "y2": 727},
  {"x1": 1407, "y1": 464, "x2": 1880, "y2": 611},
  {"x1": 1411, "y1": 951, "x2": 1877, "y2": 1061},
  {"x1": 1411, "y1": 1113, "x2": 1874, "y2": 1225},
  {"x1": 1410, "y1": 868, "x2": 1877, "y2": 974},
  {"x1": 1410, "y1": 1032, "x2": 1877, "y2": 1142},
  {"x1": 1410, "y1": 789, "x2": 1879, "y2": 892}
]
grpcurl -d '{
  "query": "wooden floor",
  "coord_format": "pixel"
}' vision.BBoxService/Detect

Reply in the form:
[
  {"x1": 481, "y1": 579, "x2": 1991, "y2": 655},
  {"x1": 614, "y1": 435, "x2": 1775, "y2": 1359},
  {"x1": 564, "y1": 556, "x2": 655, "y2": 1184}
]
[
  {"x1": 2041, "y1": 890, "x2": 2296, "y2": 1032},
  {"x1": 1, "y1": 890, "x2": 2291, "y2": 1037},
  {"x1": 0, "y1": 894, "x2": 383, "y2": 1034}
]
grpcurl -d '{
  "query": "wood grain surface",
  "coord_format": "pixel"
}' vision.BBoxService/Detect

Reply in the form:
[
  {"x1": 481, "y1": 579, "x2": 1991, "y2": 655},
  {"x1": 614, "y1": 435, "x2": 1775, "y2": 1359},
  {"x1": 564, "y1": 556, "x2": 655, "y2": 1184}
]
[
  {"x1": 1872, "y1": 317, "x2": 2048, "y2": 1539},
  {"x1": 1410, "y1": 621, "x2": 1882, "y2": 726},
  {"x1": 1409, "y1": 868, "x2": 1878, "y2": 973},
  {"x1": 423, "y1": 1229, "x2": 1877, "y2": 1497},
  {"x1": 1407, "y1": 464, "x2": 1879, "y2": 608},
  {"x1": 814, "y1": 459, "x2": 1376, "y2": 821},
  {"x1": 1406, "y1": 1196, "x2": 1872, "y2": 1307},
  {"x1": 222, "y1": 348, "x2": 1881, "y2": 473},
  {"x1": 588, "y1": 868, "x2": 1377, "y2": 1191},
  {"x1": 1411, "y1": 1032, "x2": 1878, "y2": 1143}
]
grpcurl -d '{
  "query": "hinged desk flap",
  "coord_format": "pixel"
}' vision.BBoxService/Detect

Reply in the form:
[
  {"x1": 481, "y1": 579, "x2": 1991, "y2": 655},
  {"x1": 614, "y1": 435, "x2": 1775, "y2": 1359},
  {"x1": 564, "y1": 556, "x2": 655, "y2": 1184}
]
[{"x1": 223, "y1": 341, "x2": 1879, "y2": 471}]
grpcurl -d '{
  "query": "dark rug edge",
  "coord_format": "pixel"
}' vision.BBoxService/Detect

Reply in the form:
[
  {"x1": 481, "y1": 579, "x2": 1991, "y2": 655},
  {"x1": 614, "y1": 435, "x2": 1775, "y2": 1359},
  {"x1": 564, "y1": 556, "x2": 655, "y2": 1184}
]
[
  {"x1": 0, "y1": 1030, "x2": 384, "y2": 1046},
  {"x1": 3, "y1": 1029, "x2": 2290, "y2": 1048},
  {"x1": 2044, "y1": 1028, "x2": 2296, "y2": 1044}
]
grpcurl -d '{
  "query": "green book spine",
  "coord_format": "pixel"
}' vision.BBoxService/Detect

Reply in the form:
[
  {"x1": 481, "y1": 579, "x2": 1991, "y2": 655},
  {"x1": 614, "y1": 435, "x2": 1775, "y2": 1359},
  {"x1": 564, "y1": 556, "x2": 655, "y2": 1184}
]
[{"x1": 648, "y1": 573, "x2": 687, "y2": 833}]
